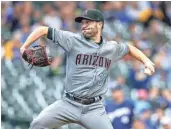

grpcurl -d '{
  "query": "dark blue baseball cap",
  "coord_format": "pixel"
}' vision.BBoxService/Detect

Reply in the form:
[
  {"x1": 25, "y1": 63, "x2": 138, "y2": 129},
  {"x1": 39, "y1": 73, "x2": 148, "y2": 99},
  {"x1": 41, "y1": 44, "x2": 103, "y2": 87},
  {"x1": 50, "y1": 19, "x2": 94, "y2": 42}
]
[
  {"x1": 110, "y1": 85, "x2": 122, "y2": 91},
  {"x1": 75, "y1": 9, "x2": 104, "y2": 23}
]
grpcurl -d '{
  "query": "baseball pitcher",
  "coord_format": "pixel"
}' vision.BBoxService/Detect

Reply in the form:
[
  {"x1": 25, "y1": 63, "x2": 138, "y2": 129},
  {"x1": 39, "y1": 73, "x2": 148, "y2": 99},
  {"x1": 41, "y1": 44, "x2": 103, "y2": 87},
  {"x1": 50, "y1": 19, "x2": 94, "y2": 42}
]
[{"x1": 20, "y1": 9, "x2": 155, "y2": 129}]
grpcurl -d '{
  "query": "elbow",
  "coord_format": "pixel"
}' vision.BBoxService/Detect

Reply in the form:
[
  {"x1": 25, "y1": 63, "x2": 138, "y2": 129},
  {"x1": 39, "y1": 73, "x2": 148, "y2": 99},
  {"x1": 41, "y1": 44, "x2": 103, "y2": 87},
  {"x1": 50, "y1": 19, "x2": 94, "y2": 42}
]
[
  {"x1": 127, "y1": 44, "x2": 132, "y2": 55},
  {"x1": 37, "y1": 26, "x2": 49, "y2": 36}
]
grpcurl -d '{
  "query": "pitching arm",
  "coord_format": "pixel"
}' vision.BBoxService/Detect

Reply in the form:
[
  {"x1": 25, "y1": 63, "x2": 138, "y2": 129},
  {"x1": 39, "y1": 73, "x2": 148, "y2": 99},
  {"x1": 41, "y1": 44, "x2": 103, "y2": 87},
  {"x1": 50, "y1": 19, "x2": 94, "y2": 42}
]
[
  {"x1": 127, "y1": 44, "x2": 155, "y2": 75},
  {"x1": 20, "y1": 26, "x2": 49, "y2": 54}
]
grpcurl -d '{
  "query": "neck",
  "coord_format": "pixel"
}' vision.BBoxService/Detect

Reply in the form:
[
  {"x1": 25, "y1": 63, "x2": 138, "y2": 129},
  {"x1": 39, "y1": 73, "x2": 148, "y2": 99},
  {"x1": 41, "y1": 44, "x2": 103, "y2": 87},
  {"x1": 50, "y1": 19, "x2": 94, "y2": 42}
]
[{"x1": 91, "y1": 36, "x2": 101, "y2": 43}]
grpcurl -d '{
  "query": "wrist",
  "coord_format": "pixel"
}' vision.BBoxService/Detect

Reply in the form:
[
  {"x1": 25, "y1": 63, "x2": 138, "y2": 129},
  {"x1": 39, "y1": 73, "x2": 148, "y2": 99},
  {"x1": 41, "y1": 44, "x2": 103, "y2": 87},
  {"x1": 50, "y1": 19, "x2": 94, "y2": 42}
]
[
  {"x1": 20, "y1": 46, "x2": 26, "y2": 54},
  {"x1": 143, "y1": 58, "x2": 152, "y2": 66}
]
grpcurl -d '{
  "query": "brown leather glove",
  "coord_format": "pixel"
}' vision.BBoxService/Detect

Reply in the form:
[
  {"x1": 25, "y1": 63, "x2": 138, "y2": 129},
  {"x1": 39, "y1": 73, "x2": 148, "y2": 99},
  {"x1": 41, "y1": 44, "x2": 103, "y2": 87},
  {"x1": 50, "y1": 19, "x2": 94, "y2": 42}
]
[{"x1": 22, "y1": 45, "x2": 53, "y2": 69}]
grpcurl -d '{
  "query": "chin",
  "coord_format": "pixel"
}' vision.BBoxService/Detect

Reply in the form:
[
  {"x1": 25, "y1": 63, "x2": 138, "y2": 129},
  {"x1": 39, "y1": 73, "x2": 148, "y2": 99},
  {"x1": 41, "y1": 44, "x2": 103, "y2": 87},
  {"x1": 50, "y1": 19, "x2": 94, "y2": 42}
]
[{"x1": 83, "y1": 33, "x2": 92, "y2": 38}]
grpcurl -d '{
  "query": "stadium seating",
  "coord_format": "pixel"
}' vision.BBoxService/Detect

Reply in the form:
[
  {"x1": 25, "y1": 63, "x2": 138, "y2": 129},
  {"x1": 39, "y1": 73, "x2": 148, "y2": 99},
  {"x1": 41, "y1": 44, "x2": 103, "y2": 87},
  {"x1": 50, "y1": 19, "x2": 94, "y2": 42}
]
[{"x1": 1, "y1": 59, "x2": 65, "y2": 121}]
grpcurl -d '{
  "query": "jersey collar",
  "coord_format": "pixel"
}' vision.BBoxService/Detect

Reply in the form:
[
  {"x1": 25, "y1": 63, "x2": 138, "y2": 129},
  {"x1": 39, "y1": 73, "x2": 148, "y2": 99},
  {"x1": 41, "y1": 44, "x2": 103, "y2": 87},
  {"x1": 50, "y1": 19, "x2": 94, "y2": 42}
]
[{"x1": 81, "y1": 34, "x2": 105, "y2": 47}]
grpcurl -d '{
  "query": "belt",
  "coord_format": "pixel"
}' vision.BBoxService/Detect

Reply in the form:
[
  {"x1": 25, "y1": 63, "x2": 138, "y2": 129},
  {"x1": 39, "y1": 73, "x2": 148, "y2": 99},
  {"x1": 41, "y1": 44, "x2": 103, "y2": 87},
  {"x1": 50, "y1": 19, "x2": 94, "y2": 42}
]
[{"x1": 66, "y1": 93, "x2": 102, "y2": 105}]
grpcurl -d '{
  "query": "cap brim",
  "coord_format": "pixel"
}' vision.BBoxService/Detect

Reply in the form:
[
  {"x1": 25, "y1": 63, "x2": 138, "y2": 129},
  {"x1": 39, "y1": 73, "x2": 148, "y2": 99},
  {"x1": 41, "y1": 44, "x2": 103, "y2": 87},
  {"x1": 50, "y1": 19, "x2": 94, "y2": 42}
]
[
  {"x1": 111, "y1": 86, "x2": 122, "y2": 91},
  {"x1": 75, "y1": 16, "x2": 95, "y2": 23}
]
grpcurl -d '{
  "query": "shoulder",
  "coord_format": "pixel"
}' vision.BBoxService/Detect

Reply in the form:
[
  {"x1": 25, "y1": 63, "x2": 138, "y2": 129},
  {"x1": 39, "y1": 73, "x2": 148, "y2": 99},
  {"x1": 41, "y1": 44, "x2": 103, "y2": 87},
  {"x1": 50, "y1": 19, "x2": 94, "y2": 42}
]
[
  {"x1": 66, "y1": 32, "x2": 82, "y2": 40},
  {"x1": 52, "y1": 28, "x2": 79, "y2": 39},
  {"x1": 105, "y1": 40, "x2": 119, "y2": 45},
  {"x1": 105, "y1": 40, "x2": 128, "y2": 47},
  {"x1": 124, "y1": 99, "x2": 135, "y2": 108},
  {"x1": 105, "y1": 99, "x2": 115, "y2": 106}
]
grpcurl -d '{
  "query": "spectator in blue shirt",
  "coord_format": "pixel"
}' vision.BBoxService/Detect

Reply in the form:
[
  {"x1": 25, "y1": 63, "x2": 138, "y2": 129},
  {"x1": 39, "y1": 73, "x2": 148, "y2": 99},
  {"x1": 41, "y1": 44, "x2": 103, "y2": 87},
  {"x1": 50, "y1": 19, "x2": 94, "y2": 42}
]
[{"x1": 105, "y1": 85, "x2": 134, "y2": 129}]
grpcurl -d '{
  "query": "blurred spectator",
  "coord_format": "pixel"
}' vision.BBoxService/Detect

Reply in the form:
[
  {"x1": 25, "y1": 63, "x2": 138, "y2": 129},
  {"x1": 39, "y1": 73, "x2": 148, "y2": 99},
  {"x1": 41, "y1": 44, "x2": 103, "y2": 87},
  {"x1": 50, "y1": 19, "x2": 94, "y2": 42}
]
[
  {"x1": 126, "y1": 2, "x2": 151, "y2": 24},
  {"x1": 134, "y1": 89, "x2": 151, "y2": 114},
  {"x1": 105, "y1": 85, "x2": 134, "y2": 129},
  {"x1": 59, "y1": 2, "x2": 77, "y2": 31},
  {"x1": 133, "y1": 118, "x2": 146, "y2": 129},
  {"x1": 3, "y1": 32, "x2": 22, "y2": 61},
  {"x1": 154, "y1": 1, "x2": 171, "y2": 26},
  {"x1": 160, "y1": 116, "x2": 171, "y2": 129},
  {"x1": 137, "y1": 89, "x2": 148, "y2": 100},
  {"x1": 126, "y1": 1, "x2": 171, "y2": 27},
  {"x1": 128, "y1": 60, "x2": 150, "y2": 90},
  {"x1": 162, "y1": 89, "x2": 171, "y2": 103},
  {"x1": 151, "y1": 107, "x2": 165, "y2": 128},
  {"x1": 23, "y1": 2, "x2": 33, "y2": 18},
  {"x1": 78, "y1": 1, "x2": 96, "y2": 10},
  {"x1": 134, "y1": 31, "x2": 153, "y2": 58},
  {"x1": 19, "y1": 15, "x2": 31, "y2": 42},
  {"x1": 134, "y1": 89, "x2": 158, "y2": 129},
  {"x1": 148, "y1": 87, "x2": 161, "y2": 110},
  {"x1": 150, "y1": 52, "x2": 168, "y2": 88},
  {"x1": 115, "y1": 76, "x2": 131, "y2": 98},
  {"x1": 1, "y1": 42, "x2": 5, "y2": 59},
  {"x1": 10, "y1": 2, "x2": 24, "y2": 31},
  {"x1": 32, "y1": 9, "x2": 45, "y2": 29},
  {"x1": 139, "y1": 107, "x2": 157, "y2": 129},
  {"x1": 43, "y1": 3, "x2": 62, "y2": 29}
]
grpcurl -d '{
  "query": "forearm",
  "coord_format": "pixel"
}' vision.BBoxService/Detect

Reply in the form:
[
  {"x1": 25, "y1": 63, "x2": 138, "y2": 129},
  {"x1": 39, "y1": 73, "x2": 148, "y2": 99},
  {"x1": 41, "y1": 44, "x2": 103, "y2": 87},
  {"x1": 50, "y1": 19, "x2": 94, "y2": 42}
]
[
  {"x1": 128, "y1": 44, "x2": 155, "y2": 75},
  {"x1": 128, "y1": 44, "x2": 151, "y2": 64},
  {"x1": 21, "y1": 26, "x2": 48, "y2": 49}
]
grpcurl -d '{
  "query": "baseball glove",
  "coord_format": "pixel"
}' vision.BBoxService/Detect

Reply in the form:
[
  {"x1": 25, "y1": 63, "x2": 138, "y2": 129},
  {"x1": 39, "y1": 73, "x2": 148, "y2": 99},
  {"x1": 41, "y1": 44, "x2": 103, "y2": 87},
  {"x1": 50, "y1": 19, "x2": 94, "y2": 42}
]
[{"x1": 22, "y1": 45, "x2": 52, "y2": 69}]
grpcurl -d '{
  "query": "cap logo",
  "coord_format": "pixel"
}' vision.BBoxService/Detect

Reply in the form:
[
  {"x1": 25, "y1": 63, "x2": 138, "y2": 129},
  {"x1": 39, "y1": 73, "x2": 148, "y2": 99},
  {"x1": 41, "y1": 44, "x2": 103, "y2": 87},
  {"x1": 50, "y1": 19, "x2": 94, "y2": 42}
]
[{"x1": 83, "y1": 10, "x2": 88, "y2": 16}]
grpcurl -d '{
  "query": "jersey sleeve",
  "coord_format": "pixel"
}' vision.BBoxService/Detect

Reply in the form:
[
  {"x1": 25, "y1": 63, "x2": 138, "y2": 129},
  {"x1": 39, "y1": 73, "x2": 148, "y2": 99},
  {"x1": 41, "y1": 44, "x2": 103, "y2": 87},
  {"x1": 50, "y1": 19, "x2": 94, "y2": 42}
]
[
  {"x1": 47, "y1": 27, "x2": 75, "y2": 52},
  {"x1": 113, "y1": 42, "x2": 129, "y2": 61}
]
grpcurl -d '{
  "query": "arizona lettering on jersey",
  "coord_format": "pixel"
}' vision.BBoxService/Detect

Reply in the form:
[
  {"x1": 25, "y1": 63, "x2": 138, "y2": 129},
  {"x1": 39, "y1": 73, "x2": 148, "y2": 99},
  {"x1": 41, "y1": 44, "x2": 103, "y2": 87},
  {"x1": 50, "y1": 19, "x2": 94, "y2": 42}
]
[{"x1": 76, "y1": 54, "x2": 111, "y2": 69}]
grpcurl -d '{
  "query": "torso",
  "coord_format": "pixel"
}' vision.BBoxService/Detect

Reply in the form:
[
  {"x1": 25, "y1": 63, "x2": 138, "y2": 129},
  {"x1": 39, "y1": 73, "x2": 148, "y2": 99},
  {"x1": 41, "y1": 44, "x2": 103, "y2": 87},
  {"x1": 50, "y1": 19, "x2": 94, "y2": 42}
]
[{"x1": 65, "y1": 34, "x2": 119, "y2": 98}]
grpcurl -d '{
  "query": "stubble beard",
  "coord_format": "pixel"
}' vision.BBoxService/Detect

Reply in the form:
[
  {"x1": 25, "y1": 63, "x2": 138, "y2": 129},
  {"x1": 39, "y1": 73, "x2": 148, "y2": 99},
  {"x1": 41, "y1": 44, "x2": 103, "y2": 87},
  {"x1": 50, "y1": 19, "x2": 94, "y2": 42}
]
[
  {"x1": 83, "y1": 32, "x2": 92, "y2": 39},
  {"x1": 82, "y1": 27, "x2": 98, "y2": 39}
]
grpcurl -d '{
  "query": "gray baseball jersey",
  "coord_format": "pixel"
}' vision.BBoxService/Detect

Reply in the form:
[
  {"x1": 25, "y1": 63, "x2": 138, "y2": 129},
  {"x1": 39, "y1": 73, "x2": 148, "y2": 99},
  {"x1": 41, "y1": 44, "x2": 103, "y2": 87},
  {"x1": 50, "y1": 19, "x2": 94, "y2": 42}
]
[{"x1": 50, "y1": 28, "x2": 128, "y2": 98}]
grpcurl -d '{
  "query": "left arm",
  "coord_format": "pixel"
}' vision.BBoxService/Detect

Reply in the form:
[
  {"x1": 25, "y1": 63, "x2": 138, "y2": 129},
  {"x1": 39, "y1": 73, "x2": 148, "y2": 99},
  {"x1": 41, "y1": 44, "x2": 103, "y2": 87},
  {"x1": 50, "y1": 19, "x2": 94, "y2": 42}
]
[{"x1": 127, "y1": 44, "x2": 155, "y2": 75}]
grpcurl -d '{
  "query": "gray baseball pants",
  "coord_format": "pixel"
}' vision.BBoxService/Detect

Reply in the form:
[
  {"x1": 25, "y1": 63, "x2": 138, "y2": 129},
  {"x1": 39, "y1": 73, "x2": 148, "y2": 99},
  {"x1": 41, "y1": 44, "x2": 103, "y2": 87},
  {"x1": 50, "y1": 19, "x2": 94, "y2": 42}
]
[{"x1": 29, "y1": 96, "x2": 113, "y2": 129}]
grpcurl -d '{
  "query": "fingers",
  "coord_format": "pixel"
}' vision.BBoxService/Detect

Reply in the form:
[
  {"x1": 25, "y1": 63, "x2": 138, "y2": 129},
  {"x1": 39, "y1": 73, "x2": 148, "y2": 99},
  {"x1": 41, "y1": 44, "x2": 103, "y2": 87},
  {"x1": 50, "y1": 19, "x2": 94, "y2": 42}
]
[
  {"x1": 144, "y1": 61, "x2": 155, "y2": 75},
  {"x1": 144, "y1": 68, "x2": 152, "y2": 76},
  {"x1": 148, "y1": 64, "x2": 155, "y2": 73},
  {"x1": 48, "y1": 57, "x2": 53, "y2": 64}
]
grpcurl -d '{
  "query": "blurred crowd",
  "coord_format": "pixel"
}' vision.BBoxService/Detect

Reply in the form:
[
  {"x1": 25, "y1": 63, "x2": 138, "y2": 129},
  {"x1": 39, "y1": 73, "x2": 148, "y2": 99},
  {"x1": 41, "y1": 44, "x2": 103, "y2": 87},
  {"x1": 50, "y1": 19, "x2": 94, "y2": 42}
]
[{"x1": 1, "y1": 1, "x2": 171, "y2": 129}]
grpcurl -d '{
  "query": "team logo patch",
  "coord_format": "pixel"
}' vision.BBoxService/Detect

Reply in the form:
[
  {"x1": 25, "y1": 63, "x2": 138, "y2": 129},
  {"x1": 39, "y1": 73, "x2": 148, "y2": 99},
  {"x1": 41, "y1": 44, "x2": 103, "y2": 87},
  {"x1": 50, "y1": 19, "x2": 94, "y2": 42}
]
[{"x1": 83, "y1": 10, "x2": 88, "y2": 16}]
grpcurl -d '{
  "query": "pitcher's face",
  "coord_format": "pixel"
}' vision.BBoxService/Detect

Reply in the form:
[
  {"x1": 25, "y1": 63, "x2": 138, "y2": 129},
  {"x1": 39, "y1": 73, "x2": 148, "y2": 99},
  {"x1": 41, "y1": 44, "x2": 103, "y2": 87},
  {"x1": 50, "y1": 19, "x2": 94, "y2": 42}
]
[{"x1": 81, "y1": 19, "x2": 98, "y2": 38}]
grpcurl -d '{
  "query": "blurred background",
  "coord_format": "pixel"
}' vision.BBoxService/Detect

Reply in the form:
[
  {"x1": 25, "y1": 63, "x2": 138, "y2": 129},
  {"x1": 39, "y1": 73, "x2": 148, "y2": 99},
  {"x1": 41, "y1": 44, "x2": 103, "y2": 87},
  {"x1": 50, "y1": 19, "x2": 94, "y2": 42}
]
[{"x1": 1, "y1": 1, "x2": 171, "y2": 129}]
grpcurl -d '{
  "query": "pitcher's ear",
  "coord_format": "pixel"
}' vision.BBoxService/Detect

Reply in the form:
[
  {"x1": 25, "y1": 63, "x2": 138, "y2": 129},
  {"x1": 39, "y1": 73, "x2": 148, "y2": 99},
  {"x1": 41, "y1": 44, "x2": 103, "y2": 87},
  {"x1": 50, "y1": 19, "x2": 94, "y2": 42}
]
[{"x1": 97, "y1": 22, "x2": 103, "y2": 29}]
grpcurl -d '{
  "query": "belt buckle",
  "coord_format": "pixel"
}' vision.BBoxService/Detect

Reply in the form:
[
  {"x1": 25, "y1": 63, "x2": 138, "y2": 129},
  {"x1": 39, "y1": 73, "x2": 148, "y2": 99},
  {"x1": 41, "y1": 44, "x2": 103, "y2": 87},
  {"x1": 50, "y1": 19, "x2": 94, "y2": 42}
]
[{"x1": 81, "y1": 99, "x2": 90, "y2": 105}]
